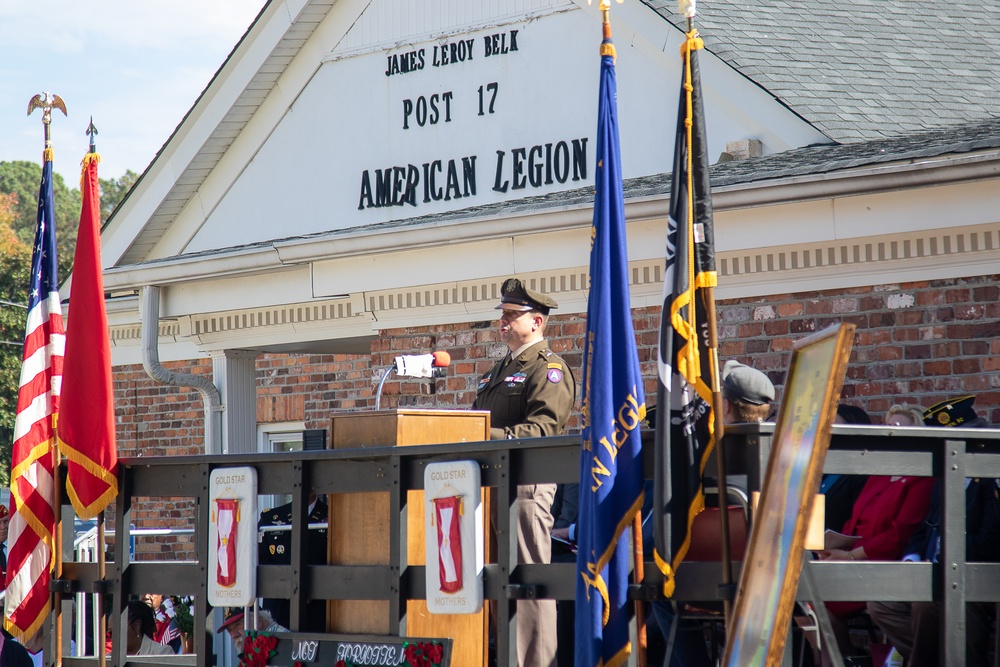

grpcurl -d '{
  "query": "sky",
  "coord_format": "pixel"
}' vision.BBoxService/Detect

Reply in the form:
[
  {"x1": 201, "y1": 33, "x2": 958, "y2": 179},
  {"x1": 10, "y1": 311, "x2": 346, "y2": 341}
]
[{"x1": 0, "y1": 1, "x2": 268, "y2": 184}]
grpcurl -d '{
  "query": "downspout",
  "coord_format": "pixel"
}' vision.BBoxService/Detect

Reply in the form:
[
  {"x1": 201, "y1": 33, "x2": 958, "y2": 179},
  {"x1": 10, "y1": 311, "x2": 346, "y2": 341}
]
[{"x1": 141, "y1": 285, "x2": 224, "y2": 454}]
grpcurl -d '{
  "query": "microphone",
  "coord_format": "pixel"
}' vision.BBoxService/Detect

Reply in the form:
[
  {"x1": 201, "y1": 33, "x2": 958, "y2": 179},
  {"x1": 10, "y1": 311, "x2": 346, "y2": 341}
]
[{"x1": 393, "y1": 351, "x2": 451, "y2": 378}]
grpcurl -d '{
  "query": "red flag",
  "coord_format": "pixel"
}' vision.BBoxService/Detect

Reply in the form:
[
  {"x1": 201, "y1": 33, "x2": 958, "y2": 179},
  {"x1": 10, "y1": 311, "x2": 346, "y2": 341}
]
[
  {"x1": 58, "y1": 152, "x2": 118, "y2": 519},
  {"x1": 5, "y1": 148, "x2": 64, "y2": 639}
]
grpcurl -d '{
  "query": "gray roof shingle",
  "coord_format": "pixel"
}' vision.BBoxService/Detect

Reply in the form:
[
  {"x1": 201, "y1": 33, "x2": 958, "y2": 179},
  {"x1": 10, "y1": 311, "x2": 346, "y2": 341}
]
[{"x1": 643, "y1": 0, "x2": 1000, "y2": 143}]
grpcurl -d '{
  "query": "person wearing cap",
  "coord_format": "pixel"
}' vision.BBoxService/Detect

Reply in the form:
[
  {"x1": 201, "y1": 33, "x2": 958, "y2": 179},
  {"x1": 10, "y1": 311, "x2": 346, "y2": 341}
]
[
  {"x1": 472, "y1": 277, "x2": 575, "y2": 667},
  {"x1": 868, "y1": 395, "x2": 1000, "y2": 667},
  {"x1": 217, "y1": 606, "x2": 287, "y2": 658},
  {"x1": 720, "y1": 360, "x2": 774, "y2": 424},
  {"x1": 647, "y1": 360, "x2": 777, "y2": 667}
]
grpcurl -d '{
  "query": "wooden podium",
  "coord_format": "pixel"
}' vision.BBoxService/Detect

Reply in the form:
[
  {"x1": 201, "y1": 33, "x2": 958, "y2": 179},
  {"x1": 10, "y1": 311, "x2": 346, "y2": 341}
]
[{"x1": 327, "y1": 409, "x2": 491, "y2": 667}]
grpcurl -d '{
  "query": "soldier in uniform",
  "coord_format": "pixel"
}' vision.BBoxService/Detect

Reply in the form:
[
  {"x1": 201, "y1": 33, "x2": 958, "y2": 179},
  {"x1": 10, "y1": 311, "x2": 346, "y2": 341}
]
[
  {"x1": 472, "y1": 278, "x2": 576, "y2": 667},
  {"x1": 257, "y1": 494, "x2": 328, "y2": 632}
]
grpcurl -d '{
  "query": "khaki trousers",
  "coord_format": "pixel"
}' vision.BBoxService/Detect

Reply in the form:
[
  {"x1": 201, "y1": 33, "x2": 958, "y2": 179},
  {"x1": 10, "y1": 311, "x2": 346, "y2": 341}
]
[{"x1": 516, "y1": 483, "x2": 557, "y2": 667}]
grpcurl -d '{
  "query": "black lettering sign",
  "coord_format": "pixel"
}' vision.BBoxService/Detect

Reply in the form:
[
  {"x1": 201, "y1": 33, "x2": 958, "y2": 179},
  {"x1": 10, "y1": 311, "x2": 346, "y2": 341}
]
[
  {"x1": 359, "y1": 156, "x2": 477, "y2": 210},
  {"x1": 483, "y1": 29, "x2": 519, "y2": 57},
  {"x1": 268, "y1": 633, "x2": 451, "y2": 667},
  {"x1": 385, "y1": 49, "x2": 426, "y2": 77},
  {"x1": 402, "y1": 92, "x2": 453, "y2": 130}
]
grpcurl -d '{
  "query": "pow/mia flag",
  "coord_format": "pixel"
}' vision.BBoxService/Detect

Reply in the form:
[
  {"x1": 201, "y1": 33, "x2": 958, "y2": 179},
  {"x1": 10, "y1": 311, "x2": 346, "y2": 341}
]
[{"x1": 652, "y1": 26, "x2": 719, "y2": 598}]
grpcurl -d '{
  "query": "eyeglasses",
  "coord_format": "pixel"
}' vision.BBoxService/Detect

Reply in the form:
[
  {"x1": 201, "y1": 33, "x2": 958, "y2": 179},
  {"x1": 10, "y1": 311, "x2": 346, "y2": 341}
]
[{"x1": 499, "y1": 310, "x2": 535, "y2": 322}]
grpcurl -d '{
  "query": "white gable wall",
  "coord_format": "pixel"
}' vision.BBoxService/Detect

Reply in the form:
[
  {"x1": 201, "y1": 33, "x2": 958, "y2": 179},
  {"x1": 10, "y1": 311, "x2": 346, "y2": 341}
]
[
  {"x1": 165, "y1": 1, "x2": 824, "y2": 255},
  {"x1": 98, "y1": 0, "x2": 1000, "y2": 367}
]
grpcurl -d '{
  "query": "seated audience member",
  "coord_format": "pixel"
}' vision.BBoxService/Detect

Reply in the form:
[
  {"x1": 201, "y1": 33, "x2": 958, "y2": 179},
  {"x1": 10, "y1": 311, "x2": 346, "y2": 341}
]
[
  {"x1": 142, "y1": 593, "x2": 182, "y2": 653},
  {"x1": 126, "y1": 600, "x2": 175, "y2": 656},
  {"x1": 720, "y1": 360, "x2": 774, "y2": 424},
  {"x1": 819, "y1": 405, "x2": 872, "y2": 532},
  {"x1": 217, "y1": 607, "x2": 287, "y2": 658},
  {"x1": 868, "y1": 395, "x2": 1000, "y2": 667},
  {"x1": 884, "y1": 403, "x2": 925, "y2": 427},
  {"x1": 549, "y1": 483, "x2": 578, "y2": 667},
  {"x1": 819, "y1": 448, "x2": 935, "y2": 659},
  {"x1": 0, "y1": 628, "x2": 34, "y2": 667},
  {"x1": 650, "y1": 360, "x2": 775, "y2": 667}
]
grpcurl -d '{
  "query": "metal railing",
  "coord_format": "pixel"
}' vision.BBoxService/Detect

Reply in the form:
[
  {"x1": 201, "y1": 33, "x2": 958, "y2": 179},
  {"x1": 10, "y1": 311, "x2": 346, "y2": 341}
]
[{"x1": 50, "y1": 422, "x2": 1000, "y2": 666}]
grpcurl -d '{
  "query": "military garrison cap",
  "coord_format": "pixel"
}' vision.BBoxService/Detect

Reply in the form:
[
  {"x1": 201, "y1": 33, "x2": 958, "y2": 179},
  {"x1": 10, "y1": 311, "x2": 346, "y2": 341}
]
[
  {"x1": 722, "y1": 360, "x2": 775, "y2": 406},
  {"x1": 496, "y1": 278, "x2": 559, "y2": 314},
  {"x1": 923, "y1": 395, "x2": 980, "y2": 428},
  {"x1": 217, "y1": 607, "x2": 245, "y2": 633}
]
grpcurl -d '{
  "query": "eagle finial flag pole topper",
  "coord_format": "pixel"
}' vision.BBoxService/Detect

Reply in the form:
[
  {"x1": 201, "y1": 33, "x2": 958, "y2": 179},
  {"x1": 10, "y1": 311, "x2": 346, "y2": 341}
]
[{"x1": 27, "y1": 92, "x2": 68, "y2": 149}]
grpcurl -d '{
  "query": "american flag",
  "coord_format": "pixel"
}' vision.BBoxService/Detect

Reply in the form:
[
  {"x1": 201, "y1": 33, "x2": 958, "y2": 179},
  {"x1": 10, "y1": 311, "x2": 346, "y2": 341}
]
[{"x1": 4, "y1": 150, "x2": 64, "y2": 639}]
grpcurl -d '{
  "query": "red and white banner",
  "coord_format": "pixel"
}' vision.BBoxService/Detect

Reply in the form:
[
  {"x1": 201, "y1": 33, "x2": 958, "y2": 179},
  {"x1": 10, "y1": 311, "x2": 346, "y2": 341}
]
[
  {"x1": 433, "y1": 496, "x2": 463, "y2": 593},
  {"x1": 423, "y1": 461, "x2": 483, "y2": 614},
  {"x1": 215, "y1": 498, "x2": 240, "y2": 587},
  {"x1": 208, "y1": 467, "x2": 256, "y2": 606}
]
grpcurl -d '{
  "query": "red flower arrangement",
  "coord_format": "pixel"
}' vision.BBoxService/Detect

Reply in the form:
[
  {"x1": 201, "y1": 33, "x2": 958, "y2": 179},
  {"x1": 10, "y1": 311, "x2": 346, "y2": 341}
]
[
  {"x1": 402, "y1": 641, "x2": 444, "y2": 667},
  {"x1": 239, "y1": 632, "x2": 279, "y2": 667}
]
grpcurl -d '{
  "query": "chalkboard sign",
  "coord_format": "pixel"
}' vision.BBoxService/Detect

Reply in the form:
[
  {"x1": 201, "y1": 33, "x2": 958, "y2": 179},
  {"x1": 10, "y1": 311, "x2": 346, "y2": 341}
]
[{"x1": 262, "y1": 632, "x2": 451, "y2": 667}]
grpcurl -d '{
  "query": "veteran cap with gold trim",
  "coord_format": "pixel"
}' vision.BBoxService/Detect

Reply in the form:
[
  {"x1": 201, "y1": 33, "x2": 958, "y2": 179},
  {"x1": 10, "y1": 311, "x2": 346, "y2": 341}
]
[
  {"x1": 217, "y1": 607, "x2": 245, "y2": 633},
  {"x1": 922, "y1": 394, "x2": 979, "y2": 428},
  {"x1": 496, "y1": 278, "x2": 559, "y2": 314}
]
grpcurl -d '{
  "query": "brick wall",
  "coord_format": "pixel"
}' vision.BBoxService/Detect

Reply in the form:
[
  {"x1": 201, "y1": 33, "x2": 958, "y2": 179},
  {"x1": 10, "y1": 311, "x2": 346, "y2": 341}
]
[
  {"x1": 113, "y1": 273, "x2": 1000, "y2": 550},
  {"x1": 115, "y1": 273, "x2": 1000, "y2": 454}
]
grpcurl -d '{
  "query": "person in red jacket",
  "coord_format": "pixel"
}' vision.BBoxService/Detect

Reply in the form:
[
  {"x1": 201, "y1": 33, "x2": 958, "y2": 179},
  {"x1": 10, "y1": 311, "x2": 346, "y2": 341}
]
[{"x1": 818, "y1": 473, "x2": 935, "y2": 659}]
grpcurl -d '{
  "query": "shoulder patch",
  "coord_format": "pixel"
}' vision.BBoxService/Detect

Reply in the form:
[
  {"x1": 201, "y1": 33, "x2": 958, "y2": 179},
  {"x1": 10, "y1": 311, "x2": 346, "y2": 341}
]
[
  {"x1": 547, "y1": 368, "x2": 564, "y2": 383},
  {"x1": 547, "y1": 362, "x2": 562, "y2": 370}
]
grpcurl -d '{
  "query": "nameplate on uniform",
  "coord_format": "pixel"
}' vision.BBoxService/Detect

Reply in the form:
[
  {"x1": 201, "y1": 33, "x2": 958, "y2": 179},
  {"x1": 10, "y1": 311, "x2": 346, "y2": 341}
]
[{"x1": 268, "y1": 632, "x2": 452, "y2": 667}]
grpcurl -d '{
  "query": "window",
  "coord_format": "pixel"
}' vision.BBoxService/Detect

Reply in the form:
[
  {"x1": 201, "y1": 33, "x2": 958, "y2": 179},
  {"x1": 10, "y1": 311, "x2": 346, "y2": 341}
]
[{"x1": 257, "y1": 422, "x2": 305, "y2": 511}]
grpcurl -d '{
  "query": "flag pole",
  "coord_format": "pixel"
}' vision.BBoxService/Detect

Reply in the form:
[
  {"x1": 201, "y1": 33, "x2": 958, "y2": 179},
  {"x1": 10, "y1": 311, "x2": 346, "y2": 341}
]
[
  {"x1": 681, "y1": 4, "x2": 735, "y2": 626},
  {"x1": 704, "y1": 290, "x2": 733, "y2": 623},
  {"x1": 605, "y1": 7, "x2": 648, "y2": 662},
  {"x1": 83, "y1": 117, "x2": 109, "y2": 667},
  {"x1": 632, "y1": 511, "x2": 647, "y2": 667},
  {"x1": 33, "y1": 92, "x2": 67, "y2": 667}
]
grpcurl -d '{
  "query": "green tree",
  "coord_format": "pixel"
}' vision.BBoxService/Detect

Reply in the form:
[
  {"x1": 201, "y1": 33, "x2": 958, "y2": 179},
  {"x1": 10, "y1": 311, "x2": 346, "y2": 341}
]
[
  {"x1": 0, "y1": 160, "x2": 81, "y2": 278},
  {"x1": 0, "y1": 193, "x2": 30, "y2": 487},
  {"x1": 100, "y1": 169, "x2": 139, "y2": 223}
]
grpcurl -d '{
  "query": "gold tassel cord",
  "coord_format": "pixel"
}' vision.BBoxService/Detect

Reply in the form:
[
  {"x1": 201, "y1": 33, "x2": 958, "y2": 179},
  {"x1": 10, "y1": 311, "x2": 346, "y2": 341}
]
[
  {"x1": 600, "y1": 1, "x2": 617, "y2": 60},
  {"x1": 80, "y1": 152, "x2": 101, "y2": 189},
  {"x1": 682, "y1": 29, "x2": 704, "y2": 383}
]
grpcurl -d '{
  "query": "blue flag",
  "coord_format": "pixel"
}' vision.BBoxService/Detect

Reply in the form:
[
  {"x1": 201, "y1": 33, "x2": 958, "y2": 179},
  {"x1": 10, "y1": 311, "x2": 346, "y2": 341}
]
[{"x1": 574, "y1": 21, "x2": 646, "y2": 667}]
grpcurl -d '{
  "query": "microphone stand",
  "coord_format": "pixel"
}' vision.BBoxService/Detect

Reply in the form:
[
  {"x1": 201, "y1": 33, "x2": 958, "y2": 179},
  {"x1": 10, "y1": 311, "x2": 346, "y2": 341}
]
[
  {"x1": 374, "y1": 365, "x2": 448, "y2": 410},
  {"x1": 374, "y1": 366, "x2": 396, "y2": 410}
]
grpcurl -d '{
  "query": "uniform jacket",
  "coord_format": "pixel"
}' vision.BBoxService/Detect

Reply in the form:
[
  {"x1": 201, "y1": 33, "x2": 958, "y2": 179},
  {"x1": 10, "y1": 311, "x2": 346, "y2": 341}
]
[
  {"x1": 904, "y1": 477, "x2": 1000, "y2": 562},
  {"x1": 258, "y1": 497, "x2": 328, "y2": 631},
  {"x1": 472, "y1": 339, "x2": 575, "y2": 440},
  {"x1": 258, "y1": 498, "x2": 328, "y2": 566}
]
